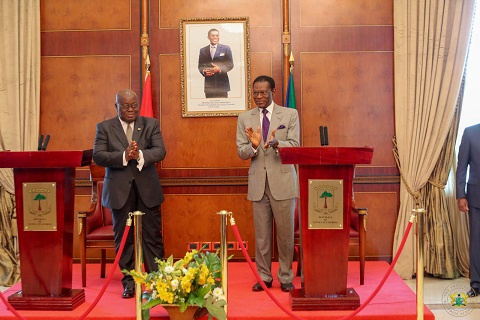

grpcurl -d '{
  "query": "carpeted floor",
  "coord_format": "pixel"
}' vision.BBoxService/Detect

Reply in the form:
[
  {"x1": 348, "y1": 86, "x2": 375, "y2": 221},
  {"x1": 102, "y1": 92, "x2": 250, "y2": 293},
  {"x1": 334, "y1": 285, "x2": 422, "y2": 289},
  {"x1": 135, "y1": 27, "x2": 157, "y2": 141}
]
[{"x1": 0, "y1": 261, "x2": 434, "y2": 319}]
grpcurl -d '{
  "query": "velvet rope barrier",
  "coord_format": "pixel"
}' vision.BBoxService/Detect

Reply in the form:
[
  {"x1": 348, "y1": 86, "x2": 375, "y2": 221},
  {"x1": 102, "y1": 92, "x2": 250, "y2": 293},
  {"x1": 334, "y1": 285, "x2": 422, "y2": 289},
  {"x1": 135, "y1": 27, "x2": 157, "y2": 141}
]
[
  {"x1": 0, "y1": 217, "x2": 132, "y2": 320},
  {"x1": 230, "y1": 213, "x2": 415, "y2": 320}
]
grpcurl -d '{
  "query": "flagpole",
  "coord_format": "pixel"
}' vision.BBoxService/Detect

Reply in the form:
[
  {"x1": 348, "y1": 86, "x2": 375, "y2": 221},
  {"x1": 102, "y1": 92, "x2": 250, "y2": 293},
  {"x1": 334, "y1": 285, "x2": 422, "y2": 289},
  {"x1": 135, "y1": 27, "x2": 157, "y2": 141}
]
[
  {"x1": 282, "y1": 0, "x2": 291, "y2": 105},
  {"x1": 141, "y1": 0, "x2": 150, "y2": 81}
]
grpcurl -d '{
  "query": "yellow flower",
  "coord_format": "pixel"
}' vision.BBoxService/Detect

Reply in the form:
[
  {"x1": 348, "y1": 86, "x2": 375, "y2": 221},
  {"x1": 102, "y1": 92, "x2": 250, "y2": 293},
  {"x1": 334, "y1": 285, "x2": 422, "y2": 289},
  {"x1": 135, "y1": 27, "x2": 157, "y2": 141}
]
[{"x1": 198, "y1": 264, "x2": 209, "y2": 285}]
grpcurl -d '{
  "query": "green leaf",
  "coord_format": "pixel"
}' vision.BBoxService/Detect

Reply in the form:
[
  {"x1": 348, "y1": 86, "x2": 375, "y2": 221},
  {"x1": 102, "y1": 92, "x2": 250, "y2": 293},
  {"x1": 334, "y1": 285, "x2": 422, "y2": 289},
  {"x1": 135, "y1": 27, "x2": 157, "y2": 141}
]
[
  {"x1": 142, "y1": 298, "x2": 163, "y2": 310},
  {"x1": 142, "y1": 308, "x2": 151, "y2": 320},
  {"x1": 197, "y1": 285, "x2": 210, "y2": 299}
]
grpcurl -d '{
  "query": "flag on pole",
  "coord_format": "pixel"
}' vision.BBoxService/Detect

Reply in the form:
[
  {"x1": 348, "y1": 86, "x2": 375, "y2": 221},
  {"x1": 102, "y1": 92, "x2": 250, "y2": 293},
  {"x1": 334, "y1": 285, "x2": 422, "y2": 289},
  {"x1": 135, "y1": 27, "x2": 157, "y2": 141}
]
[
  {"x1": 285, "y1": 52, "x2": 296, "y2": 109},
  {"x1": 140, "y1": 56, "x2": 153, "y2": 117}
]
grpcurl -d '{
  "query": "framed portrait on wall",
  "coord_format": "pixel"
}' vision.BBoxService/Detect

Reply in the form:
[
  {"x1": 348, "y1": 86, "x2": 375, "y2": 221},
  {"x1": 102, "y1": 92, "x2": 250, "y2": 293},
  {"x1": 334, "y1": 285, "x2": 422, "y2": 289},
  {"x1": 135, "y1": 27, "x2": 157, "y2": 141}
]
[{"x1": 180, "y1": 17, "x2": 250, "y2": 117}]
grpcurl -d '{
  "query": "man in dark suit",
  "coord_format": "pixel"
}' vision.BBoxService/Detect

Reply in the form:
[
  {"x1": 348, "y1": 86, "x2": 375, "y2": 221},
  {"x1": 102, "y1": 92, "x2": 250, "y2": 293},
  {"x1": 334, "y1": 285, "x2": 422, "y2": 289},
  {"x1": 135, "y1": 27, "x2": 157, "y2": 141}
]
[
  {"x1": 236, "y1": 75, "x2": 299, "y2": 292},
  {"x1": 93, "y1": 89, "x2": 166, "y2": 298},
  {"x1": 198, "y1": 28, "x2": 234, "y2": 98},
  {"x1": 457, "y1": 123, "x2": 480, "y2": 297}
]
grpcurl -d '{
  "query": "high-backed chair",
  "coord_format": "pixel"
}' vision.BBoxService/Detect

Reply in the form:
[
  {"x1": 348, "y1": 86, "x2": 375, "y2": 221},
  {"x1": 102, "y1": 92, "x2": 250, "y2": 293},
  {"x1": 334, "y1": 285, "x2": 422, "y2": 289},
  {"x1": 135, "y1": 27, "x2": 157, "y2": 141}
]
[
  {"x1": 294, "y1": 198, "x2": 368, "y2": 285},
  {"x1": 77, "y1": 164, "x2": 114, "y2": 287}
]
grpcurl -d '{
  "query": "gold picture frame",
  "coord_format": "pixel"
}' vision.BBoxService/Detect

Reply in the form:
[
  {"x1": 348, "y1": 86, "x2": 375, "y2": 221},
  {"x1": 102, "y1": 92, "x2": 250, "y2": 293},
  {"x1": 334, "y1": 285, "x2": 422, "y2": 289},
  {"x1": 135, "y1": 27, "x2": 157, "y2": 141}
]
[{"x1": 180, "y1": 17, "x2": 251, "y2": 117}]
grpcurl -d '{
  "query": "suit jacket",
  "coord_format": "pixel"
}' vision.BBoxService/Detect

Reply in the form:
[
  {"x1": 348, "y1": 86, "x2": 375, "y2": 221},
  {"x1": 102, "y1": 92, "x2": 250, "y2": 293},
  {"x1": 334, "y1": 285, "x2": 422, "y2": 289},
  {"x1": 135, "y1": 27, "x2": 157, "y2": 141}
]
[
  {"x1": 198, "y1": 43, "x2": 234, "y2": 93},
  {"x1": 93, "y1": 116, "x2": 166, "y2": 209},
  {"x1": 456, "y1": 123, "x2": 480, "y2": 208},
  {"x1": 236, "y1": 104, "x2": 300, "y2": 201}
]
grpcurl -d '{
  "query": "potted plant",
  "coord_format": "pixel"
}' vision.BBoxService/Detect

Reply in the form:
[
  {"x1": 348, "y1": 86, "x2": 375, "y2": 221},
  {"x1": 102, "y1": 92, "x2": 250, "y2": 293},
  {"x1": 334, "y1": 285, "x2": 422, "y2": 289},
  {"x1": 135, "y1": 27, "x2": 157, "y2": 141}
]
[{"x1": 124, "y1": 249, "x2": 227, "y2": 320}]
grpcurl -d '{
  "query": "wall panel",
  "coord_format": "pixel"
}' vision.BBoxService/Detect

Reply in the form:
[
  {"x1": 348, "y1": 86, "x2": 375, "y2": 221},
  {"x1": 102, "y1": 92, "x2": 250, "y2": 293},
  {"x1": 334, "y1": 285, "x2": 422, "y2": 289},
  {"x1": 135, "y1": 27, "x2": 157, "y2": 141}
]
[
  {"x1": 162, "y1": 194, "x2": 254, "y2": 259},
  {"x1": 41, "y1": 0, "x2": 131, "y2": 31},
  {"x1": 300, "y1": 52, "x2": 394, "y2": 166},
  {"x1": 41, "y1": 56, "x2": 131, "y2": 151}
]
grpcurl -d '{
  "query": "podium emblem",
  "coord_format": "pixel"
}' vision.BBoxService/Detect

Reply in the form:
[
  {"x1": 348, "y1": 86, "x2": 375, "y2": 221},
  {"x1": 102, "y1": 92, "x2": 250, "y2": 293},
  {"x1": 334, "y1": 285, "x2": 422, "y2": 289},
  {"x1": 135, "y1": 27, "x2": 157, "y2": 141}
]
[
  {"x1": 22, "y1": 182, "x2": 57, "y2": 231},
  {"x1": 308, "y1": 179, "x2": 343, "y2": 229}
]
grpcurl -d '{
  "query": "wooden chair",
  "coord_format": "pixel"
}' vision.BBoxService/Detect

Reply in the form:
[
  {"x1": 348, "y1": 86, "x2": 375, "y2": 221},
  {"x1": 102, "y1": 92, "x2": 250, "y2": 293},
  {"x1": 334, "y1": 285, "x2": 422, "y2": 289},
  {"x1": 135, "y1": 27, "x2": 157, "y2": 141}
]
[
  {"x1": 294, "y1": 198, "x2": 368, "y2": 285},
  {"x1": 77, "y1": 164, "x2": 115, "y2": 287}
]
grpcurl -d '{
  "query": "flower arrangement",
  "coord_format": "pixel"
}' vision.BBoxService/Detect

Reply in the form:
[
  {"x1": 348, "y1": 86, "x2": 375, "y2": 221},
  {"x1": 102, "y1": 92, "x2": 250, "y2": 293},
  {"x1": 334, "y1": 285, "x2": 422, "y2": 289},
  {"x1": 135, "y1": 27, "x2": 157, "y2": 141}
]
[{"x1": 124, "y1": 249, "x2": 227, "y2": 320}]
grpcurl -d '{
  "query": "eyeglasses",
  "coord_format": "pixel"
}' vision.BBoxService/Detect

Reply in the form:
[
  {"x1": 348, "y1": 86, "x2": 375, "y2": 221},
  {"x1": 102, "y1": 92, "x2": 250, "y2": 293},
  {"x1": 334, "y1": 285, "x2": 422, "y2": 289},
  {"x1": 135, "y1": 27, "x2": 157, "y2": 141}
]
[
  {"x1": 252, "y1": 90, "x2": 271, "y2": 97},
  {"x1": 117, "y1": 103, "x2": 139, "y2": 110}
]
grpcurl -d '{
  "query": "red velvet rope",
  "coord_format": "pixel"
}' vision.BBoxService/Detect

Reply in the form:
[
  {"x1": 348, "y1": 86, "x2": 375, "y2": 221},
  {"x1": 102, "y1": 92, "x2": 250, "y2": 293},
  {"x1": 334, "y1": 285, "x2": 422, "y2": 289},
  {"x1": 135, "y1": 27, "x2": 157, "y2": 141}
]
[
  {"x1": 231, "y1": 218, "x2": 414, "y2": 320},
  {"x1": 0, "y1": 223, "x2": 131, "y2": 320},
  {"x1": 77, "y1": 223, "x2": 131, "y2": 320}
]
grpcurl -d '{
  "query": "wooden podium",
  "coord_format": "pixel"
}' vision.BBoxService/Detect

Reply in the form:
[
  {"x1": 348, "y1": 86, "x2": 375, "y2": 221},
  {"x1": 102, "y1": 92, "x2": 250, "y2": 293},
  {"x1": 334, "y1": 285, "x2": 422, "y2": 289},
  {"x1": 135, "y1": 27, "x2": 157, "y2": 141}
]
[
  {"x1": 278, "y1": 147, "x2": 374, "y2": 311},
  {"x1": 0, "y1": 150, "x2": 92, "y2": 310}
]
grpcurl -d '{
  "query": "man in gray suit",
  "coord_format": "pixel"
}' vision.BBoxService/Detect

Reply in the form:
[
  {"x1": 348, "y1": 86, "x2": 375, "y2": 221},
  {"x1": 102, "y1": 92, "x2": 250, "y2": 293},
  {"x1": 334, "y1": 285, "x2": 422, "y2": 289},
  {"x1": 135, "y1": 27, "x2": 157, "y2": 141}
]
[
  {"x1": 457, "y1": 123, "x2": 480, "y2": 297},
  {"x1": 236, "y1": 75, "x2": 299, "y2": 292},
  {"x1": 93, "y1": 89, "x2": 166, "y2": 298}
]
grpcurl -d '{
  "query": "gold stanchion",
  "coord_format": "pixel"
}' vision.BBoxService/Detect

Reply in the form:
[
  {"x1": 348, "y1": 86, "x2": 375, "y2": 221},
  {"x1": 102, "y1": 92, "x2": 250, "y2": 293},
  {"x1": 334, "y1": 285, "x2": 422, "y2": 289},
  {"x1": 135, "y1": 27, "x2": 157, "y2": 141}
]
[
  {"x1": 217, "y1": 210, "x2": 230, "y2": 319},
  {"x1": 413, "y1": 206, "x2": 425, "y2": 320},
  {"x1": 131, "y1": 211, "x2": 145, "y2": 320}
]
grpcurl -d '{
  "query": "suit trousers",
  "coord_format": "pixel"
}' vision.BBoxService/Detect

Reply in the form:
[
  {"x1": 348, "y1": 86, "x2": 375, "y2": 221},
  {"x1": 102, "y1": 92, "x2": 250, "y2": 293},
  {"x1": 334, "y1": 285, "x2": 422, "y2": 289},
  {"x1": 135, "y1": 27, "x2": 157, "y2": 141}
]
[
  {"x1": 469, "y1": 206, "x2": 480, "y2": 290},
  {"x1": 252, "y1": 177, "x2": 295, "y2": 284},
  {"x1": 111, "y1": 180, "x2": 164, "y2": 289}
]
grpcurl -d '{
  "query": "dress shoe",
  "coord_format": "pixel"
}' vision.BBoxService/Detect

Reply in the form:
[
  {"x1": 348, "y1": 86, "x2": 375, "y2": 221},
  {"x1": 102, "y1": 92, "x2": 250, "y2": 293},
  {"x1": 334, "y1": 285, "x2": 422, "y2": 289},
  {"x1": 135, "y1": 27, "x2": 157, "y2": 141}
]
[
  {"x1": 280, "y1": 282, "x2": 295, "y2": 292},
  {"x1": 252, "y1": 280, "x2": 272, "y2": 292},
  {"x1": 122, "y1": 287, "x2": 135, "y2": 299},
  {"x1": 467, "y1": 287, "x2": 479, "y2": 297}
]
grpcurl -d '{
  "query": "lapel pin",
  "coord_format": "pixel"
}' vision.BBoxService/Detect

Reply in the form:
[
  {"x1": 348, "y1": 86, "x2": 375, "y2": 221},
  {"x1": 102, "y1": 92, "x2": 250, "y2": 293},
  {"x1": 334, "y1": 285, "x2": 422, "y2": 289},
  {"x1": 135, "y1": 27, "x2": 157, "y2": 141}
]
[{"x1": 138, "y1": 128, "x2": 141, "y2": 131}]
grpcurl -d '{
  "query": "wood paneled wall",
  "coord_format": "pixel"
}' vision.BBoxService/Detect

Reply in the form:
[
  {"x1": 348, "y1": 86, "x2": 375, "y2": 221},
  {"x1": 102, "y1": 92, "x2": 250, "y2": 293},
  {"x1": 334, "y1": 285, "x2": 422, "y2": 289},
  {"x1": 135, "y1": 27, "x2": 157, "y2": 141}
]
[{"x1": 40, "y1": 0, "x2": 398, "y2": 263}]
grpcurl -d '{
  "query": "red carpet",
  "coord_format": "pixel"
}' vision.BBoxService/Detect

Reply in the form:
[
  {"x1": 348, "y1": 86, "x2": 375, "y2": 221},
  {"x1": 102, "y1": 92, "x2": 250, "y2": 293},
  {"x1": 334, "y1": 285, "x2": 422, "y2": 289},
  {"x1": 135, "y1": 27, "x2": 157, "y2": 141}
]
[{"x1": 0, "y1": 261, "x2": 434, "y2": 319}]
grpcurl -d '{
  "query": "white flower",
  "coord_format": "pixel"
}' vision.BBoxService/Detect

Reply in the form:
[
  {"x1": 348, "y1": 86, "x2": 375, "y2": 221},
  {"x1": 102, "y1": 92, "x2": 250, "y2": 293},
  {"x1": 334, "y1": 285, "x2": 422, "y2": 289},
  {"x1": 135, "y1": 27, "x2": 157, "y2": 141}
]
[
  {"x1": 212, "y1": 287, "x2": 224, "y2": 299},
  {"x1": 164, "y1": 265, "x2": 174, "y2": 274},
  {"x1": 182, "y1": 268, "x2": 188, "y2": 274},
  {"x1": 171, "y1": 279, "x2": 179, "y2": 290}
]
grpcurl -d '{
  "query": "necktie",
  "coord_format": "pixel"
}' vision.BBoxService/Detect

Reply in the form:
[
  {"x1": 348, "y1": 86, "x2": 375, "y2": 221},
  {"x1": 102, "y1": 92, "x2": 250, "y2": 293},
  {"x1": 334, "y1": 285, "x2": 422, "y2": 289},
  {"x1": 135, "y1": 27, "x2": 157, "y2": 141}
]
[
  {"x1": 126, "y1": 124, "x2": 133, "y2": 144},
  {"x1": 210, "y1": 46, "x2": 216, "y2": 59},
  {"x1": 262, "y1": 109, "x2": 270, "y2": 143}
]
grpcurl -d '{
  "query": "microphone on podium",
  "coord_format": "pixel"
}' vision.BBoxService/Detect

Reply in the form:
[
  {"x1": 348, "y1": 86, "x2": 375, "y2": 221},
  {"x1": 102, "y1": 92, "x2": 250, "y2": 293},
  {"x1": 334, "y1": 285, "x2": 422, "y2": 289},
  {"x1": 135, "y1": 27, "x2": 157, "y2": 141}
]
[
  {"x1": 324, "y1": 127, "x2": 329, "y2": 146},
  {"x1": 42, "y1": 135, "x2": 50, "y2": 151},
  {"x1": 38, "y1": 134, "x2": 50, "y2": 151},
  {"x1": 319, "y1": 126, "x2": 329, "y2": 146},
  {"x1": 320, "y1": 126, "x2": 325, "y2": 146},
  {"x1": 38, "y1": 134, "x2": 44, "y2": 151}
]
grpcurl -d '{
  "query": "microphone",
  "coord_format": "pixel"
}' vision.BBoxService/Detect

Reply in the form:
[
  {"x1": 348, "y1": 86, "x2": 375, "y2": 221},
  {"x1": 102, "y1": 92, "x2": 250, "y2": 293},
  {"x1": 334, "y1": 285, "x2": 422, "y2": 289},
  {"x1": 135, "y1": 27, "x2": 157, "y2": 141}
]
[
  {"x1": 320, "y1": 126, "x2": 325, "y2": 146},
  {"x1": 38, "y1": 134, "x2": 44, "y2": 151},
  {"x1": 324, "y1": 127, "x2": 329, "y2": 146},
  {"x1": 42, "y1": 135, "x2": 50, "y2": 151}
]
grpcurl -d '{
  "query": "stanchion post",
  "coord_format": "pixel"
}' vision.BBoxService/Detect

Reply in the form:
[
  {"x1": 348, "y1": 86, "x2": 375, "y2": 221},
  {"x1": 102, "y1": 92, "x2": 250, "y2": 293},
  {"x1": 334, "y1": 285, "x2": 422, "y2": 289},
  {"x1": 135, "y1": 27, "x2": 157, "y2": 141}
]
[
  {"x1": 217, "y1": 210, "x2": 230, "y2": 318},
  {"x1": 413, "y1": 206, "x2": 425, "y2": 320},
  {"x1": 132, "y1": 211, "x2": 145, "y2": 320}
]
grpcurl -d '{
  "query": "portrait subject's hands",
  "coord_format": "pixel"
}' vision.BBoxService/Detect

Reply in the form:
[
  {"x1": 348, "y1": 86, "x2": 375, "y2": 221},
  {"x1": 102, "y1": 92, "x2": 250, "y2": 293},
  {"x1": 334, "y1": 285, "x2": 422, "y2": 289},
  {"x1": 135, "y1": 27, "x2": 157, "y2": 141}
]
[
  {"x1": 203, "y1": 68, "x2": 214, "y2": 76},
  {"x1": 458, "y1": 197, "x2": 469, "y2": 212},
  {"x1": 210, "y1": 63, "x2": 221, "y2": 74},
  {"x1": 246, "y1": 126, "x2": 262, "y2": 149},
  {"x1": 264, "y1": 129, "x2": 279, "y2": 149},
  {"x1": 125, "y1": 141, "x2": 139, "y2": 161}
]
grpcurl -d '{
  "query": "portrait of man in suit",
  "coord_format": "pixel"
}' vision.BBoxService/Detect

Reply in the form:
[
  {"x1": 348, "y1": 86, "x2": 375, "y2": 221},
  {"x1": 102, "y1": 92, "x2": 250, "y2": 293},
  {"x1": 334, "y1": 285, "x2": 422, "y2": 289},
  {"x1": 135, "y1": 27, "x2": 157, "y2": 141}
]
[
  {"x1": 236, "y1": 75, "x2": 300, "y2": 292},
  {"x1": 456, "y1": 123, "x2": 480, "y2": 298},
  {"x1": 93, "y1": 89, "x2": 166, "y2": 299},
  {"x1": 198, "y1": 28, "x2": 234, "y2": 98}
]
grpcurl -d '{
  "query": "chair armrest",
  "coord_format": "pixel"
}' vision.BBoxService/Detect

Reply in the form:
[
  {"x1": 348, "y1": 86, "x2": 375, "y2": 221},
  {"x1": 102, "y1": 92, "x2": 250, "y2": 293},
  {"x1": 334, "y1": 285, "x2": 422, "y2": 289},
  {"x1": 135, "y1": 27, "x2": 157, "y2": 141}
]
[
  {"x1": 351, "y1": 207, "x2": 368, "y2": 232},
  {"x1": 76, "y1": 202, "x2": 98, "y2": 235}
]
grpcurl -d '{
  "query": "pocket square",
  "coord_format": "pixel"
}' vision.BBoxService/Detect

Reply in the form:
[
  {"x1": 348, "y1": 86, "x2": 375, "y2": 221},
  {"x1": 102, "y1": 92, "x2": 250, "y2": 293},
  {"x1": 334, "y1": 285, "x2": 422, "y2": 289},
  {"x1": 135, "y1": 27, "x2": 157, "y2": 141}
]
[{"x1": 277, "y1": 125, "x2": 286, "y2": 129}]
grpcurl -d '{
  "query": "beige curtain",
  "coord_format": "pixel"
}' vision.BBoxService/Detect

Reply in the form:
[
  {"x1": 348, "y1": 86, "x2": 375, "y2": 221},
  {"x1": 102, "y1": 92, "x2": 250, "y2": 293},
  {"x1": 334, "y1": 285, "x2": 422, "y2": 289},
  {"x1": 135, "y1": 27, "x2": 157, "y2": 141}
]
[
  {"x1": 421, "y1": 100, "x2": 467, "y2": 278},
  {"x1": 0, "y1": 0, "x2": 41, "y2": 286},
  {"x1": 393, "y1": 0, "x2": 474, "y2": 279}
]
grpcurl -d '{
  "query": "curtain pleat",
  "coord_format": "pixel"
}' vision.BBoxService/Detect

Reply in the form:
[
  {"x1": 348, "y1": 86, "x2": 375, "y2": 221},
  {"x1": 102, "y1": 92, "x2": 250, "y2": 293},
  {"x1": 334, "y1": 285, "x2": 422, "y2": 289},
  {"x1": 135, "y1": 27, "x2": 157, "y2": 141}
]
[{"x1": 393, "y1": 0, "x2": 475, "y2": 279}]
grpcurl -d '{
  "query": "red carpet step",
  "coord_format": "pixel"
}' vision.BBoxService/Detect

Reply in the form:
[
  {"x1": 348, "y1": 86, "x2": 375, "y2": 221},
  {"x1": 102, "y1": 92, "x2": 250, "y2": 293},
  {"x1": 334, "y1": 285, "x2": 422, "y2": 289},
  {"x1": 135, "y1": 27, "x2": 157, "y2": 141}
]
[{"x1": 0, "y1": 261, "x2": 434, "y2": 320}]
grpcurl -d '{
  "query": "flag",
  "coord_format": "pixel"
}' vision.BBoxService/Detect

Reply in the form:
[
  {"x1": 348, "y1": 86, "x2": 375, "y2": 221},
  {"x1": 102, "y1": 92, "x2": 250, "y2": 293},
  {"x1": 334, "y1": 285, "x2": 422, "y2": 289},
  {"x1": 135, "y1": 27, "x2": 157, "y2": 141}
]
[
  {"x1": 140, "y1": 71, "x2": 153, "y2": 117},
  {"x1": 285, "y1": 69, "x2": 297, "y2": 109}
]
